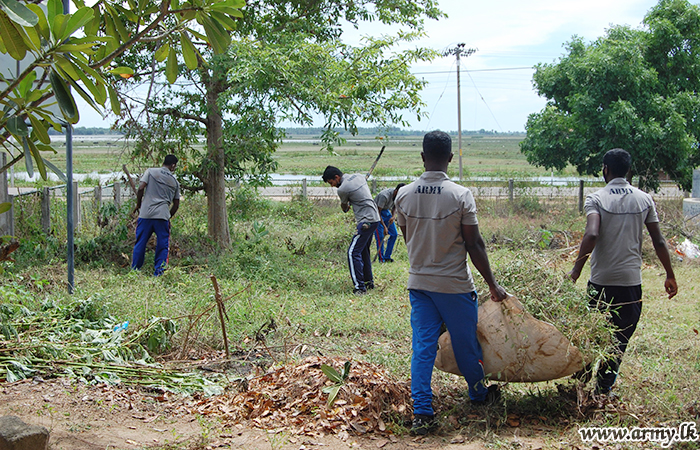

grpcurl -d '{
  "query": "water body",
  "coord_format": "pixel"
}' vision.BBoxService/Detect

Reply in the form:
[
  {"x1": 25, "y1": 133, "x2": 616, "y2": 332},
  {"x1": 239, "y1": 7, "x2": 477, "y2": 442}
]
[{"x1": 8, "y1": 170, "x2": 599, "y2": 187}]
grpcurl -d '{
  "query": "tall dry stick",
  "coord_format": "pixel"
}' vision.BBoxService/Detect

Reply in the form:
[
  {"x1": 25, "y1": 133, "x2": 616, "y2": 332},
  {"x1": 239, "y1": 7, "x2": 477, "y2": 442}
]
[{"x1": 210, "y1": 275, "x2": 230, "y2": 359}]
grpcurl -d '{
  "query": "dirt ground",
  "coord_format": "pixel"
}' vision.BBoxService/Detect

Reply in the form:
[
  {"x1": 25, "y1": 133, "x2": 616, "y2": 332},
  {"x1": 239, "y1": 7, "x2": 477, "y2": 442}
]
[{"x1": 0, "y1": 377, "x2": 551, "y2": 450}]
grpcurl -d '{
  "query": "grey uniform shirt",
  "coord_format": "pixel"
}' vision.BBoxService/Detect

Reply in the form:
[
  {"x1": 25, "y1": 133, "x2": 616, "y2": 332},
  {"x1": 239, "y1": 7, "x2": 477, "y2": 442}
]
[
  {"x1": 374, "y1": 188, "x2": 395, "y2": 212},
  {"x1": 394, "y1": 171, "x2": 477, "y2": 294},
  {"x1": 138, "y1": 167, "x2": 181, "y2": 220},
  {"x1": 337, "y1": 173, "x2": 380, "y2": 224},
  {"x1": 585, "y1": 177, "x2": 659, "y2": 286}
]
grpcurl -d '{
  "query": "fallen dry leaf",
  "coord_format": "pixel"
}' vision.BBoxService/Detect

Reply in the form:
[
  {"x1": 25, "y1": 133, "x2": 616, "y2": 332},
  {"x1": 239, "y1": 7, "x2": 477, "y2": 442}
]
[{"x1": 194, "y1": 356, "x2": 411, "y2": 438}]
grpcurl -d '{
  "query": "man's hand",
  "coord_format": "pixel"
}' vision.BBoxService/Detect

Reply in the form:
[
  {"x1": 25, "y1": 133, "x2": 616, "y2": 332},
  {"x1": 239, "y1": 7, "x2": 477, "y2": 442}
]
[
  {"x1": 568, "y1": 268, "x2": 581, "y2": 283},
  {"x1": 488, "y1": 283, "x2": 508, "y2": 302},
  {"x1": 665, "y1": 277, "x2": 678, "y2": 299}
]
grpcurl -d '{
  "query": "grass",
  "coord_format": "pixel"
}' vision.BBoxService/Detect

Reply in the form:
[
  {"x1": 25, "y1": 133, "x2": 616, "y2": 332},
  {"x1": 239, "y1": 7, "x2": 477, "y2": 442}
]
[
  {"x1": 2, "y1": 184, "x2": 699, "y2": 449},
  {"x1": 8, "y1": 134, "x2": 581, "y2": 188}
]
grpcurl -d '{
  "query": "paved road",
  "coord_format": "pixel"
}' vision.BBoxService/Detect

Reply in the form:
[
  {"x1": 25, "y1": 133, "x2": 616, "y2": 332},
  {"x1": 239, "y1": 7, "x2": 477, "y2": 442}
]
[{"x1": 7, "y1": 184, "x2": 686, "y2": 200}]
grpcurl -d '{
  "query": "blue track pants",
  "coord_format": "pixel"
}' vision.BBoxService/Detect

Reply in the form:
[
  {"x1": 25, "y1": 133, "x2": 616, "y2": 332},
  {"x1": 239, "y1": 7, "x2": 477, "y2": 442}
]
[
  {"x1": 410, "y1": 289, "x2": 487, "y2": 415},
  {"x1": 132, "y1": 218, "x2": 171, "y2": 276},
  {"x1": 373, "y1": 210, "x2": 398, "y2": 262}
]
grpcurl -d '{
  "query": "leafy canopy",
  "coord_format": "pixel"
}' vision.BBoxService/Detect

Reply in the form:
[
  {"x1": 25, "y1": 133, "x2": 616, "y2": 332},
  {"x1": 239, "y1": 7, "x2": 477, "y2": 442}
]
[{"x1": 520, "y1": 0, "x2": 700, "y2": 191}]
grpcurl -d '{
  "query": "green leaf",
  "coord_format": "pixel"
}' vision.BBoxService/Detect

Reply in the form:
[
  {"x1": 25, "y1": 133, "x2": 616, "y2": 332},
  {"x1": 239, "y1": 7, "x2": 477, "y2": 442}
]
[
  {"x1": 42, "y1": 157, "x2": 67, "y2": 183},
  {"x1": 166, "y1": 45, "x2": 178, "y2": 84},
  {"x1": 324, "y1": 384, "x2": 341, "y2": 407},
  {"x1": 0, "y1": 0, "x2": 38, "y2": 27},
  {"x1": 26, "y1": 3, "x2": 49, "y2": 41},
  {"x1": 18, "y1": 69, "x2": 36, "y2": 98},
  {"x1": 62, "y1": 6, "x2": 94, "y2": 40},
  {"x1": 200, "y1": 15, "x2": 229, "y2": 54},
  {"x1": 51, "y1": 13, "x2": 68, "y2": 42},
  {"x1": 62, "y1": 71, "x2": 103, "y2": 114},
  {"x1": 106, "y1": 66, "x2": 134, "y2": 75},
  {"x1": 342, "y1": 361, "x2": 351, "y2": 380},
  {"x1": 23, "y1": 137, "x2": 33, "y2": 177},
  {"x1": 28, "y1": 114, "x2": 50, "y2": 144},
  {"x1": 6, "y1": 116, "x2": 28, "y2": 136},
  {"x1": 180, "y1": 32, "x2": 198, "y2": 70},
  {"x1": 107, "y1": 83, "x2": 120, "y2": 115},
  {"x1": 105, "y1": 4, "x2": 129, "y2": 42},
  {"x1": 56, "y1": 42, "x2": 97, "y2": 52},
  {"x1": 210, "y1": 10, "x2": 238, "y2": 32},
  {"x1": 49, "y1": 70, "x2": 79, "y2": 124},
  {"x1": 54, "y1": 55, "x2": 82, "y2": 81},
  {"x1": 0, "y1": 10, "x2": 28, "y2": 60},
  {"x1": 46, "y1": 0, "x2": 61, "y2": 24},
  {"x1": 0, "y1": 203, "x2": 10, "y2": 214},
  {"x1": 83, "y1": 5, "x2": 100, "y2": 36},
  {"x1": 155, "y1": 42, "x2": 169, "y2": 62},
  {"x1": 25, "y1": 137, "x2": 47, "y2": 180},
  {"x1": 210, "y1": 4, "x2": 244, "y2": 18},
  {"x1": 320, "y1": 363, "x2": 343, "y2": 383}
]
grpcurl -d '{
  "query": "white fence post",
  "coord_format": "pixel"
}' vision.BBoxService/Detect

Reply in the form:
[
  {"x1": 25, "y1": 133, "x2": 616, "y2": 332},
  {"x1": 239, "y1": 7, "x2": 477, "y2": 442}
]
[{"x1": 0, "y1": 152, "x2": 13, "y2": 236}]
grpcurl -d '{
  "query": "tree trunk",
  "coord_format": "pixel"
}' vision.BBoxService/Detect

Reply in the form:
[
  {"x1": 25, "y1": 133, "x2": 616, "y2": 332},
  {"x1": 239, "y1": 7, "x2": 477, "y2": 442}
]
[{"x1": 203, "y1": 66, "x2": 231, "y2": 247}]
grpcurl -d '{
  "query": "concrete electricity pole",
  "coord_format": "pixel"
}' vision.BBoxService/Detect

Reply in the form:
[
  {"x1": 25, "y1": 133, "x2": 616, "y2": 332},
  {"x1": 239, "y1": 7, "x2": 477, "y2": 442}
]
[{"x1": 443, "y1": 44, "x2": 476, "y2": 181}]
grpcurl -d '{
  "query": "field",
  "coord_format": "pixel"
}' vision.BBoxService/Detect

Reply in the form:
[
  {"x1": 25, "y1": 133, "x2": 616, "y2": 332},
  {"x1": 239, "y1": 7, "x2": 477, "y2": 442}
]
[
  {"x1": 18, "y1": 133, "x2": 581, "y2": 184},
  {"x1": 1, "y1": 138, "x2": 699, "y2": 449}
]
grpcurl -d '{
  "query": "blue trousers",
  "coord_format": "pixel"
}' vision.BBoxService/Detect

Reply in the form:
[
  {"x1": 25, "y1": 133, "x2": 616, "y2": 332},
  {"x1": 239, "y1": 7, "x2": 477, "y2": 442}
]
[
  {"x1": 410, "y1": 289, "x2": 487, "y2": 415},
  {"x1": 132, "y1": 218, "x2": 171, "y2": 276},
  {"x1": 347, "y1": 221, "x2": 379, "y2": 291},
  {"x1": 373, "y1": 210, "x2": 398, "y2": 262}
]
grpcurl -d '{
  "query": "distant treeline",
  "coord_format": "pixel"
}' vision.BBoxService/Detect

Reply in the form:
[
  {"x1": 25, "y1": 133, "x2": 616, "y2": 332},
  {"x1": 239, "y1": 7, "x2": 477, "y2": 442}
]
[
  {"x1": 48, "y1": 127, "x2": 123, "y2": 135},
  {"x1": 46, "y1": 126, "x2": 524, "y2": 137},
  {"x1": 283, "y1": 126, "x2": 525, "y2": 137}
]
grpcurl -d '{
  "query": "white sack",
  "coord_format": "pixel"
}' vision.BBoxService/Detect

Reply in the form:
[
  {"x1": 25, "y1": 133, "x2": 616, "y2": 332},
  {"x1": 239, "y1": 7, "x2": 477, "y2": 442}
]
[{"x1": 434, "y1": 295, "x2": 584, "y2": 382}]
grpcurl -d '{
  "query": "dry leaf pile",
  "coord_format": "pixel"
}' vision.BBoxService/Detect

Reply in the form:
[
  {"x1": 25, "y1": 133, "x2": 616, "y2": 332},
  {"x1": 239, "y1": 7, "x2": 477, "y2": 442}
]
[{"x1": 193, "y1": 356, "x2": 412, "y2": 437}]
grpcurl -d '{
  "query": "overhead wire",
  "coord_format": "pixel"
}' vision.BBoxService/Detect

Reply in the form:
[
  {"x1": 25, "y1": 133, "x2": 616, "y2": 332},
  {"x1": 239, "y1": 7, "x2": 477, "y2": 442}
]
[{"x1": 424, "y1": 58, "x2": 456, "y2": 130}]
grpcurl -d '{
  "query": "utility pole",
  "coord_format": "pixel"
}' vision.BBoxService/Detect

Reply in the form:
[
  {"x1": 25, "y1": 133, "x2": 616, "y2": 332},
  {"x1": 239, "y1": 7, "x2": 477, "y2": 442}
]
[{"x1": 443, "y1": 44, "x2": 476, "y2": 181}]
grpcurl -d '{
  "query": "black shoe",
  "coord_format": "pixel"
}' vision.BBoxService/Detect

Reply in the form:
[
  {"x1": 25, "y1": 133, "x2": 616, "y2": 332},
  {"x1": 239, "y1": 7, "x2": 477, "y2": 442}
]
[
  {"x1": 385, "y1": 258, "x2": 394, "y2": 263},
  {"x1": 365, "y1": 282, "x2": 374, "y2": 290},
  {"x1": 410, "y1": 414, "x2": 435, "y2": 436},
  {"x1": 353, "y1": 289, "x2": 367, "y2": 296},
  {"x1": 472, "y1": 385, "x2": 501, "y2": 406}
]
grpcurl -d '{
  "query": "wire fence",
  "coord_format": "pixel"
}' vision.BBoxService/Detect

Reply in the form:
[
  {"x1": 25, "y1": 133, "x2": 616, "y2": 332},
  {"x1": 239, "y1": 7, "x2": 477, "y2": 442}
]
[
  {"x1": 1, "y1": 176, "x2": 688, "y2": 242},
  {"x1": 3, "y1": 181, "x2": 135, "y2": 241}
]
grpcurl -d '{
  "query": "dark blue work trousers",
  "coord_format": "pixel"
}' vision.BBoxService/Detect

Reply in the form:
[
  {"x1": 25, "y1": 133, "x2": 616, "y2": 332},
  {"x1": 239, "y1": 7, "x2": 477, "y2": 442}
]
[
  {"x1": 347, "y1": 221, "x2": 379, "y2": 291},
  {"x1": 132, "y1": 218, "x2": 171, "y2": 276}
]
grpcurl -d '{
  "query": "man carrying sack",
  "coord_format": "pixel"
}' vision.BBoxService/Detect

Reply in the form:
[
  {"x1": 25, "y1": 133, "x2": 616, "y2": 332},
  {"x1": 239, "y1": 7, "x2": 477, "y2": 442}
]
[{"x1": 394, "y1": 131, "x2": 507, "y2": 435}]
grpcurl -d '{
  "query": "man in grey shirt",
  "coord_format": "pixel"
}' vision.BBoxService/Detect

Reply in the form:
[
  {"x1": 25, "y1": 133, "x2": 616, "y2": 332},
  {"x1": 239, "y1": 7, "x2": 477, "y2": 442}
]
[
  {"x1": 323, "y1": 165, "x2": 381, "y2": 295},
  {"x1": 132, "y1": 155, "x2": 181, "y2": 276},
  {"x1": 373, "y1": 184, "x2": 404, "y2": 263},
  {"x1": 569, "y1": 148, "x2": 677, "y2": 395},
  {"x1": 394, "y1": 131, "x2": 507, "y2": 435}
]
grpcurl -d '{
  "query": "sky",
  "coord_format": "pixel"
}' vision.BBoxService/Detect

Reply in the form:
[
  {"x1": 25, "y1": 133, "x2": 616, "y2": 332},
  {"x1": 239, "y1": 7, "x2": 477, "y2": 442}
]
[
  {"x1": 75, "y1": 0, "x2": 663, "y2": 133},
  {"x1": 392, "y1": 0, "x2": 662, "y2": 132}
]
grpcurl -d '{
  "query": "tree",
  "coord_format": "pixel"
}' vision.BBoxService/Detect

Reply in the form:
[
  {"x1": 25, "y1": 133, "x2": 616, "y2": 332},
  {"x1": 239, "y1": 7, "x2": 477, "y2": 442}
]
[
  {"x1": 0, "y1": 0, "x2": 245, "y2": 215},
  {"x1": 115, "y1": 0, "x2": 443, "y2": 246},
  {"x1": 520, "y1": 0, "x2": 700, "y2": 191}
]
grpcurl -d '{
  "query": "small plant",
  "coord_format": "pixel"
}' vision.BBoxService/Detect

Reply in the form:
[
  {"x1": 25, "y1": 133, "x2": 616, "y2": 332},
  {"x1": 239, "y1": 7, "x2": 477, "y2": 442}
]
[
  {"x1": 321, "y1": 361, "x2": 351, "y2": 407},
  {"x1": 249, "y1": 221, "x2": 269, "y2": 244}
]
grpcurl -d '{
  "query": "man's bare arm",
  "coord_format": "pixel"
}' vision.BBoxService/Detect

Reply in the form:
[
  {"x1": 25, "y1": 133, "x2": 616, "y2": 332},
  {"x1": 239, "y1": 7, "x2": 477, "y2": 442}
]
[
  {"x1": 646, "y1": 221, "x2": 678, "y2": 298},
  {"x1": 462, "y1": 224, "x2": 507, "y2": 302},
  {"x1": 569, "y1": 213, "x2": 600, "y2": 283}
]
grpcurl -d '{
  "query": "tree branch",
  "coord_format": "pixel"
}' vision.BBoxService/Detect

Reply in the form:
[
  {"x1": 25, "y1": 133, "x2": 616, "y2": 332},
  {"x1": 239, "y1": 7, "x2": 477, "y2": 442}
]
[{"x1": 153, "y1": 108, "x2": 208, "y2": 125}]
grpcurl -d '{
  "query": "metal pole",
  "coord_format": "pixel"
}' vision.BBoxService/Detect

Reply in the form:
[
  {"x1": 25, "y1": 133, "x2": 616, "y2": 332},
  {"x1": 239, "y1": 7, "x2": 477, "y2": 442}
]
[
  {"x1": 443, "y1": 44, "x2": 475, "y2": 182},
  {"x1": 66, "y1": 124, "x2": 74, "y2": 294},
  {"x1": 457, "y1": 51, "x2": 462, "y2": 181}
]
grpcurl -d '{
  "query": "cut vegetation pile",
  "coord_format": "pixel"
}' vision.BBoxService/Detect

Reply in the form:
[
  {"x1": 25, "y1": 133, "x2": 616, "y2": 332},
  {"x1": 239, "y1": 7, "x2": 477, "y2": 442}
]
[{"x1": 194, "y1": 356, "x2": 412, "y2": 438}]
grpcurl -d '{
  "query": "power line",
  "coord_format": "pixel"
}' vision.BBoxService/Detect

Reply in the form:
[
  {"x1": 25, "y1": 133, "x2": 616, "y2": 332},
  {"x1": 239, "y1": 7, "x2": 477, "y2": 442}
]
[{"x1": 412, "y1": 66, "x2": 534, "y2": 75}]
